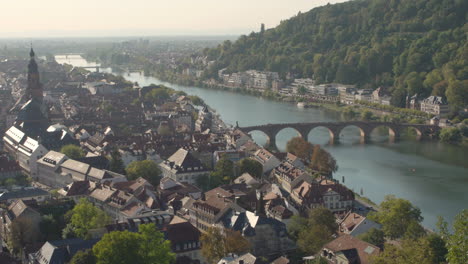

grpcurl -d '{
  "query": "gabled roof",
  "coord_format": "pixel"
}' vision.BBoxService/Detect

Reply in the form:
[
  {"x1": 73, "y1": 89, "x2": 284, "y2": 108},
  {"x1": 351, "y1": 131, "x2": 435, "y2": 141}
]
[
  {"x1": 167, "y1": 148, "x2": 204, "y2": 168},
  {"x1": 31, "y1": 238, "x2": 99, "y2": 264},
  {"x1": 7, "y1": 199, "x2": 40, "y2": 220},
  {"x1": 234, "y1": 173, "x2": 259, "y2": 186},
  {"x1": 323, "y1": 234, "x2": 380, "y2": 264}
]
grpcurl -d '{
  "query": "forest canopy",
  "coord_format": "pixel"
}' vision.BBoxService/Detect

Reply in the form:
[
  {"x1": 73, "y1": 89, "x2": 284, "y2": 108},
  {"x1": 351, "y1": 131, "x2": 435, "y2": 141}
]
[{"x1": 201, "y1": 0, "x2": 468, "y2": 109}]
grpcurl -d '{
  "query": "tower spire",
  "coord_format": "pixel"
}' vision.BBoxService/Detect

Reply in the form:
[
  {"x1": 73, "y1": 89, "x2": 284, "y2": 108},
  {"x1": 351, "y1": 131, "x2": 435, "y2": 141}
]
[
  {"x1": 27, "y1": 47, "x2": 42, "y2": 99},
  {"x1": 30, "y1": 42, "x2": 35, "y2": 58}
]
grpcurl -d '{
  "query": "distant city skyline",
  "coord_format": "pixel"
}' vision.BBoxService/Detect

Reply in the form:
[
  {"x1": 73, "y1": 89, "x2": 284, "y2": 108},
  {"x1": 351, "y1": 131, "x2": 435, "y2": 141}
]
[{"x1": 2, "y1": 0, "x2": 349, "y2": 38}]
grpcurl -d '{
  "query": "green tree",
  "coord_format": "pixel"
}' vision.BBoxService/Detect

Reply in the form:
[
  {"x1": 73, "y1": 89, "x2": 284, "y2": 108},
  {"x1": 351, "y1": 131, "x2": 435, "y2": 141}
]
[
  {"x1": 60, "y1": 144, "x2": 85, "y2": 159},
  {"x1": 200, "y1": 227, "x2": 251, "y2": 264},
  {"x1": 361, "y1": 110, "x2": 374, "y2": 121},
  {"x1": 297, "y1": 224, "x2": 333, "y2": 255},
  {"x1": 109, "y1": 150, "x2": 126, "y2": 175},
  {"x1": 212, "y1": 156, "x2": 235, "y2": 183},
  {"x1": 444, "y1": 210, "x2": 468, "y2": 264},
  {"x1": 403, "y1": 219, "x2": 426, "y2": 240},
  {"x1": 371, "y1": 238, "x2": 436, "y2": 264},
  {"x1": 8, "y1": 218, "x2": 40, "y2": 256},
  {"x1": 40, "y1": 214, "x2": 62, "y2": 241},
  {"x1": 65, "y1": 198, "x2": 111, "y2": 239},
  {"x1": 70, "y1": 249, "x2": 96, "y2": 264},
  {"x1": 126, "y1": 160, "x2": 161, "y2": 186},
  {"x1": 446, "y1": 80, "x2": 468, "y2": 111},
  {"x1": 439, "y1": 127, "x2": 462, "y2": 143},
  {"x1": 287, "y1": 208, "x2": 337, "y2": 255},
  {"x1": 368, "y1": 195, "x2": 423, "y2": 239},
  {"x1": 425, "y1": 233, "x2": 447, "y2": 264},
  {"x1": 357, "y1": 228, "x2": 385, "y2": 248},
  {"x1": 237, "y1": 158, "x2": 263, "y2": 178},
  {"x1": 93, "y1": 223, "x2": 174, "y2": 264}
]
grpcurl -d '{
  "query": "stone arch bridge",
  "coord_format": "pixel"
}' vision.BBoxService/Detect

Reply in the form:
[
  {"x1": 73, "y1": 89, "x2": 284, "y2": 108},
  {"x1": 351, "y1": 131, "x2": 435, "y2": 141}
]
[{"x1": 239, "y1": 121, "x2": 440, "y2": 148}]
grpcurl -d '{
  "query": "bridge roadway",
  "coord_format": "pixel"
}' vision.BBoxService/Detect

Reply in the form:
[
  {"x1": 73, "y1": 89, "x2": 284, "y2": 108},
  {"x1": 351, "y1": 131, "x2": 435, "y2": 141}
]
[{"x1": 238, "y1": 121, "x2": 440, "y2": 147}]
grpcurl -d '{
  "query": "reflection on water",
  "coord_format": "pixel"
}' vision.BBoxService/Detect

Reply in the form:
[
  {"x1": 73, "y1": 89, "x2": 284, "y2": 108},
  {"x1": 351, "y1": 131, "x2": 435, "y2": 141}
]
[{"x1": 55, "y1": 55, "x2": 468, "y2": 229}]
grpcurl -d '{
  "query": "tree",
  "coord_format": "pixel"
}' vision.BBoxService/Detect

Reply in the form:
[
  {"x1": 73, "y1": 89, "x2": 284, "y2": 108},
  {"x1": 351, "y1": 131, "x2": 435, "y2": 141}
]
[
  {"x1": 126, "y1": 160, "x2": 161, "y2": 186},
  {"x1": 200, "y1": 227, "x2": 251, "y2": 264},
  {"x1": 40, "y1": 214, "x2": 62, "y2": 241},
  {"x1": 205, "y1": 156, "x2": 236, "y2": 189},
  {"x1": 93, "y1": 223, "x2": 174, "y2": 264},
  {"x1": 357, "y1": 228, "x2": 385, "y2": 248},
  {"x1": 65, "y1": 198, "x2": 111, "y2": 239},
  {"x1": 425, "y1": 233, "x2": 447, "y2": 264},
  {"x1": 287, "y1": 208, "x2": 337, "y2": 255},
  {"x1": 310, "y1": 145, "x2": 338, "y2": 175},
  {"x1": 109, "y1": 149, "x2": 126, "y2": 175},
  {"x1": 8, "y1": 218, "x2": 40, "y2": 255},
  {"x1": 442, "y1": 210, "x2": 468, "y2": 264},
  {"x1": 297, "y1": 225, "x2": 333, "y2": 255},
  {"x1": 439, "y1": 127, "x2": 462, "y2": 143},
  {"x1": 403, "y1": 219, "x2": 426, "y2": 240},
  {"x1": 286, "y1": 137, "x2": 314, "y2": 161},
  {"x1": 368, "y1": 195, "x2": 423, "y2": 239},
  {"x1": 286, "y1": 137, "x2": 338, "y2": 175},
  {"x1": 70, "y1": 249, "x2": 96, "y2": 264},
  {"x1": 237, "y1": 158, "x2": 263, "y2": 178},
  {"x1": 60, "y1": 144, "x2": 85, "y2": 159},
  {"x1": 371, "y1": 238, "x2": 436, "y2": 264},
  {"x1": 308, "y1": 208, "x2": 338, "y2": 234},
  {"x1": 446, "y1": 80, "x2": 468, "y2": 111},
  {"x1": 361, "y1": 110, "x2": 374, "y2": 121}
]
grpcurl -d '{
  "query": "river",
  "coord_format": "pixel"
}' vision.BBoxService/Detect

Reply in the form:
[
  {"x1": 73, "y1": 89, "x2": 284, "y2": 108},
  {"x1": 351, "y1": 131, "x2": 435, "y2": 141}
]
[{"x1": 56, "y1": 55, "x2": 468, "y2": 229}]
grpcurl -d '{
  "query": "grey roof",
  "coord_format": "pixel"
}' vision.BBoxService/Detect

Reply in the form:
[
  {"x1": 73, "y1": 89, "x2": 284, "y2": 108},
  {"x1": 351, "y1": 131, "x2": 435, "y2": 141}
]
[
  {"x1": 37, "y1": 151, "x2": 67, "y2": 168},
  {"x1": 87, "y1": 167, "x2": 107, "y2": 180},
  {"x1": 0, "y1": 187, "x2": 49, "y2": 202},
  {"x1": 222, "y1": 210, "x2": 287, "y2": 238},
  {"x1": 31, "y1": 238, "x2": 99, "y2": 264},
  {"x1": 60, "y1": 159, "x2": 90, "y2": 174},
  {"x1": 423, "y1": 96, "x2": 447, "y2": 105}
]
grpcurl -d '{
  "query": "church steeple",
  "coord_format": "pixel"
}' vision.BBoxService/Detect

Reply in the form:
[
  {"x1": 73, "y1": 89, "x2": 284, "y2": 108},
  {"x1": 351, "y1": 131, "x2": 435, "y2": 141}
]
[{"x1": 27, "y1": 47, "x2": 43, "y2": 99}]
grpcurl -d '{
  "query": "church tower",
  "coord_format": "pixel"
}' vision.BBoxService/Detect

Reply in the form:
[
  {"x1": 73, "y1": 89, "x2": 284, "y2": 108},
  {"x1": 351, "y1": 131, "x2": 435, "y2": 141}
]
[
  {"x1": 27, "y1": 48, "x2": 43, "y2": 100},
  {"x1": 15, "y1": 48, "x2": 49, "y2": 139}
]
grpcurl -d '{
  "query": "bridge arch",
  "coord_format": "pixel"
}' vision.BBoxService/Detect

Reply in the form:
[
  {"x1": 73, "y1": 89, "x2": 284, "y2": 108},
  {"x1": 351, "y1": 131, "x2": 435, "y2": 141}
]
[
  {"x1": 337, "y1": 124, "x2": 368, "y2": 144},
  {"x1": 369, "y1": 125, "x2": 400, "y2": 143},
  {"x1": 246, "y1": 129, "x2": 272, "y2": 148},
  {"x1": 402, "y1": 126, "x2": 423, "y2": 141},
  {"x1": 307, "y1": 126, "x2": 336, "y2": 145},
  {"x1": 275, "y1": 127, "x2": 306, "y2": 150}
]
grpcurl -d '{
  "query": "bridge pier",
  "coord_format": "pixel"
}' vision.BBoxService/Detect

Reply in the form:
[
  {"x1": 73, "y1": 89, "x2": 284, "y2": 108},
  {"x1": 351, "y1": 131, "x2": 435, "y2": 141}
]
[
  {"x1": 328, "y1": 129, "x2": 339, "y2": 145},
  {"x1": 265, "y1": 137, "x2": 278, "y2": 151},
  {"x1": 388, "y1": 128, "x2": 400, "y2": 143}
]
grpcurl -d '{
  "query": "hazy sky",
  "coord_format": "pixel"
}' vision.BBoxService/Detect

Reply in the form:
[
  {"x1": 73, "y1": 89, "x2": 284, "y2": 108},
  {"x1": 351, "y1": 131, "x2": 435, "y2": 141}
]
[{"x1": 1, "y1": 0, "x2": 350, "y2": 38}]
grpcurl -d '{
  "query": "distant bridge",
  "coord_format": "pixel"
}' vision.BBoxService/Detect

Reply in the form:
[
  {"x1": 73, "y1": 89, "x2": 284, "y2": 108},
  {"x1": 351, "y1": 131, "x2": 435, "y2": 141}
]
[{"x1": 239, "y1": 121, "x2": 440, "y2": 148}]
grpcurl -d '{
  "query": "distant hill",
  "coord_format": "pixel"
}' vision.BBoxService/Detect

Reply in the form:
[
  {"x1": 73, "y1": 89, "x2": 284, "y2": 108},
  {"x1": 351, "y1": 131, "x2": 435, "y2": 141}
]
[{"x1": 201, "y1": 0, "x2": 467, "y2": 109}]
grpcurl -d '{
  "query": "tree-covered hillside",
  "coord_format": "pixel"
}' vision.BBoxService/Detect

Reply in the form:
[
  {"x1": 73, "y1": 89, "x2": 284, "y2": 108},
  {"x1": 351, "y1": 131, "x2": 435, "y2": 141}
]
[{"x1": 202, "y1": 0, "x2": 467, "y2": 109}]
